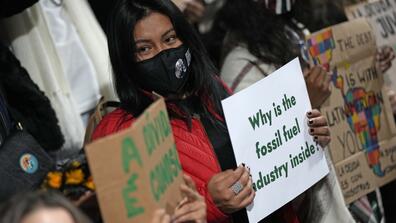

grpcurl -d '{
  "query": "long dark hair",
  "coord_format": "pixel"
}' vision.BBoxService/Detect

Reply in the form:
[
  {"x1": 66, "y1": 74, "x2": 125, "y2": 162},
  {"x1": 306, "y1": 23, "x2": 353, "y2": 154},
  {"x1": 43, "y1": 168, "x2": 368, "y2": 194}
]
[
  {"x1": 218, "y1": 0, "x2": 301, "y2": 68},
  {"x1": 0, "y1": 191, "x2": 91, "y2": 223},
  {"x1": 107, "y1": 0, "x2": 228, "y2": 123},
  {"x1": 291, "y1": 0, "x2": 347, "y2": 32}
]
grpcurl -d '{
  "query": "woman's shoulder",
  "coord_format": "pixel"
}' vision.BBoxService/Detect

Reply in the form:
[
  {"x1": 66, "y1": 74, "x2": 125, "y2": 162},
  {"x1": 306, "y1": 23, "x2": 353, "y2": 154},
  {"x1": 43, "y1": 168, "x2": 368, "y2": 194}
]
[
  {"x1": 223, "y1": 45, "x2": 257, "y2": 64},
  {"x1": 91, "y1": 108, "x2": 134, "y2": 141},
  {"x1": 220, "y1": 45, "x2": 276, "y2": 92},
  {"x1": 221, "y1": 45, "x2": 276, "y2": 74},
  {"x1": 221, "y1": 46, "x2": 255, "y2": 81}
]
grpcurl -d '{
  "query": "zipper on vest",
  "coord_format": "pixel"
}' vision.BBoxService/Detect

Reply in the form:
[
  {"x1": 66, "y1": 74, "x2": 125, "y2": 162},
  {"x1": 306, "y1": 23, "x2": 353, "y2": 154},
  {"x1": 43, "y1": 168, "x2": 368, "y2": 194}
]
[{"x1": 192, "y1": 113, "x2": 222, "y2": 172}]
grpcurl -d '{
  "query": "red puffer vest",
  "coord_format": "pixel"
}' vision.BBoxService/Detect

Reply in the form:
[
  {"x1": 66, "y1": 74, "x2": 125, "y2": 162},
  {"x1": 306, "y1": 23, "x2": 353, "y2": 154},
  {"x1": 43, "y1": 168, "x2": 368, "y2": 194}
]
[{"x1": 92, "y1": 108, "x2": 231, "y2": 223}]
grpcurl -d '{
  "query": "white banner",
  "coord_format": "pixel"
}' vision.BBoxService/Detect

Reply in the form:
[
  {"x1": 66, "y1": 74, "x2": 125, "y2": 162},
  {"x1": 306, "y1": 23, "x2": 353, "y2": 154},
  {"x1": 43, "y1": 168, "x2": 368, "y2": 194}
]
[{"x1": 222, "y1": 58, "x2": 329, "y2": 222}]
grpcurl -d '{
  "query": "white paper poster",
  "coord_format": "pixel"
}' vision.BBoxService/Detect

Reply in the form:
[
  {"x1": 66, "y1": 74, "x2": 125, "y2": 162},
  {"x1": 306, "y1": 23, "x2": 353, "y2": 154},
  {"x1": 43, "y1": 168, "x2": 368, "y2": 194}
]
[{"x1": 222, "y1": 58, "x2": 329, "y2": 222}]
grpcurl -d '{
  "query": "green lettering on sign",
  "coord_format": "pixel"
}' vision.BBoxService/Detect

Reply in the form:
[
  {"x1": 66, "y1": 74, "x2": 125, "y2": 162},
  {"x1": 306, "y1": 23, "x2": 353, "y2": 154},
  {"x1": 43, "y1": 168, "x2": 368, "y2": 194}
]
[
  {"x1": 122, "y1": 137, "x2": 142, "y2": 173},
  {"x1": 159, "y1": 110, "x2": 171, "y2": 137},
  {"x1": 122, "y1": 173, "x2": 144, "y2": 218},
  {"x1": 143, "y1": 111, "x2": 172, "y2": 156},
  {"x1": 149, "y1": 144, "x2": 181, "y2": 201},
  {"x1": 150, "y1": 167, "x2": 160, "y2": 201}
]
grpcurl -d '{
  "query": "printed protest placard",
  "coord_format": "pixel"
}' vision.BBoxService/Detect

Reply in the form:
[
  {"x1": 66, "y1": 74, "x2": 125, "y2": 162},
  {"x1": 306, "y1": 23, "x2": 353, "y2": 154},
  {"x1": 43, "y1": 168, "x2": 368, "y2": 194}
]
[
  {"x1": 345, "y1": 0, "x2": 396, "y2": 91},
  {"x1": 222, "y1": 58, "x2": 329, "y2": 222},
  {"x1": 85, "y1": 98, "x2": 184, "y2": 223},
  {"x1": 305, "y1": 18, "x2": 396, "y2": 204}
]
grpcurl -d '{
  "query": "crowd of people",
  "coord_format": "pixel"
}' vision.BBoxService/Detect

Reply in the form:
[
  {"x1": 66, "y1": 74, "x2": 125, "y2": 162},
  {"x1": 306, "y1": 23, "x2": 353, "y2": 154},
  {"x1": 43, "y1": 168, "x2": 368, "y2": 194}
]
[{"x1": 0, "y1": 0, "x2": 395, "y2": 223}]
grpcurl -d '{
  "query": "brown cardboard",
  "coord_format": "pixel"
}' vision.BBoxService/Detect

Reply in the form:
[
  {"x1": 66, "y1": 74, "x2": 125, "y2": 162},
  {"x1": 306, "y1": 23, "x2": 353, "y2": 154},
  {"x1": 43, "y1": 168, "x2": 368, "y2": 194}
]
[
  {"x1": 85, "y1": 98, "x2": 184, "y2": 222},
  {"x1": 335, "y1": 138, "x2": 396, "y2": 203},
  {"x1": 345, "y1": 0, "x2": 396, "y2": 95},
  {"x1": 305, "y1": 18, "x2": 396, "y2": 204},
  {"x1": 345, "y1": 0, "x2": 396, "y2": 48}
]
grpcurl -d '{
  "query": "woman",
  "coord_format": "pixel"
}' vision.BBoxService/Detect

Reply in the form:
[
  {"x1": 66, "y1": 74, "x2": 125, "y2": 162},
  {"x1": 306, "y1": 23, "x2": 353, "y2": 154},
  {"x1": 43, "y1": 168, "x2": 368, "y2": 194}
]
[
  {"x1": 92, "y1": 0, "x2": 330, "y2": 222},
  {"x1": 219, "y1": 1, "x2": 394, "y2": 223},
  {"x1": 292, "y1": 1, "x2": 396, "y2": 223},
  {"x1": 0, "y1": 191, "x2": 91, "y2": 223},
  {"x1": 219, "y1": 0, "x2": 331, "y2": 109},
  {"x1": 218, "y1": 2, "x2": 354, "y2": 223}
]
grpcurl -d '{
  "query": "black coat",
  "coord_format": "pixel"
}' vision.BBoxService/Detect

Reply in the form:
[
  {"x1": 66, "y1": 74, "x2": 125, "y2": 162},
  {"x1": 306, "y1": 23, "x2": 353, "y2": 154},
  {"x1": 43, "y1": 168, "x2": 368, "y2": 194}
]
[
  {"x1": 0, "y1": 43, "x2": 64, "y2": 151},
  {"x1": 0, "y1": 0, "x2": 38, "y2": 18}
]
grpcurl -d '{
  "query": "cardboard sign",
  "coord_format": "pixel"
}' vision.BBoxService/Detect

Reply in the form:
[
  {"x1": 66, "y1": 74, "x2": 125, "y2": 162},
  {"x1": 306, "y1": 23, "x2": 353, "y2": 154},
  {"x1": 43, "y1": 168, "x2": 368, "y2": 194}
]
[
  {"x1": 85, "y1": 98, "x2": 184, "y2": 223},
  {"x1": 305, "y1": 18, "x2": 396, "y2": 204},
  {"x1": 345, "y1": 0, "x2": 396, "y2": 92},
  {"x1": 222, "y1": 58, "x2": 329, "y2": 222}
]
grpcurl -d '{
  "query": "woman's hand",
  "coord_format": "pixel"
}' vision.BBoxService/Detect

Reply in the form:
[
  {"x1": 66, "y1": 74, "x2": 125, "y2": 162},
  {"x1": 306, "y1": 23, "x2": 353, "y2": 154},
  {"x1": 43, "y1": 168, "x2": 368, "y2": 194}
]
[
  {"x1": 304, "y1": 66, "x2": 332, "y2": 109},
  {"x1": 207, "y1": 165, "x2": 255, "y2": 214},
  {"x1": 173, "y1": 174, "x2": 207, "y2": 223},
  {"x1": 151, "y1": 209, "x2": 171, "y2": 223},
  {"x1": 150, "y1": 175, "x2": 206, "y2": 223},
  {"x1": 376, "y1": 46, "x2": 395, "y2": 74},
  {"x1": 307, "y1": 109, "x2": 331, "y2": 147}
]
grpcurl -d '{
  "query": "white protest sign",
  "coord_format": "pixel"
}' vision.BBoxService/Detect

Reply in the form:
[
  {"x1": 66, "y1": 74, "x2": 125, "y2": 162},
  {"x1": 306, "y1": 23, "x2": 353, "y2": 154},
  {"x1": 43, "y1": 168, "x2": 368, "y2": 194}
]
[{"x1": 222, "y1": 58, "x2": 329, "y2": 222}]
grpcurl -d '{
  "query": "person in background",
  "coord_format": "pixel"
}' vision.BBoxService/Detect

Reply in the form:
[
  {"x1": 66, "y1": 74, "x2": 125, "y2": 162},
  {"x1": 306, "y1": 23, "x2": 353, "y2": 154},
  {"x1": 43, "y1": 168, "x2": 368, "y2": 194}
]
[
  {"x1": 0, "y1": 191, "x2": 91, "y2": 223},
  {"x1": 219, "y1": 0, "x2": 395, "y2": 223},
  {"x1": 0, "y1": 0, "x2": 64, "y2": 154},
  {"x1": 0, "y1": 0, "x2": 64, "y2": 203},
  {"x1": 219, "y1": 0, "x2": 331, "y2": 109},
  {"x1": 175, "y1": 0, "x2": 227, "y2": 68},
  {"x1": 218, "y1": 0, "x2": 353, "y2": 223},
  {"x1": 291, "y1": 0, "x2": 348, "y2": 34},
  {"x1": 88, "y1": 0, "x2": 206, "y2": 33},
  {"x1": 91, "y1": 0, "x2": 331, "y2": 222},
  {"x1": 293, "y1": 1, "x2": 396, "y2": 222},
  {"x1": 180, "y1": 0, "x2": 206, "y2": 24}
]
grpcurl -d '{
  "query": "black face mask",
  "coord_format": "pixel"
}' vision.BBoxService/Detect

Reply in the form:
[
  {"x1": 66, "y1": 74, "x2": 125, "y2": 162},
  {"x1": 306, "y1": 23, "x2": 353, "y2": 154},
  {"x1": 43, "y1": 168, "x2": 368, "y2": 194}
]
[{"x1": 135, "y1": 45, "x2": 192, "y2": 95}]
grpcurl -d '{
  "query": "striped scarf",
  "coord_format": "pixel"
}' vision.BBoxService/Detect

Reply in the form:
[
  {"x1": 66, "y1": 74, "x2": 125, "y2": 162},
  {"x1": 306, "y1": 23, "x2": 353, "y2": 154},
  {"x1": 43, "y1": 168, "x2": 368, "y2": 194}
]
[{"x1": 257, "y1": 0, "x2": 296, "y2": 15}]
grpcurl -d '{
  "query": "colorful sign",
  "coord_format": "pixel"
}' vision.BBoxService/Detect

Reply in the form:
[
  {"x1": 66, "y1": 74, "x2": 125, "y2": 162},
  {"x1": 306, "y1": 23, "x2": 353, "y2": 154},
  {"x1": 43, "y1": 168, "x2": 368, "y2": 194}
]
[
  {"x1": 346, "y1": 0, "x2": 396, "y2": 92},
  {"x1": 305, "y1": 18, "x2": 396, "y2": 204}
]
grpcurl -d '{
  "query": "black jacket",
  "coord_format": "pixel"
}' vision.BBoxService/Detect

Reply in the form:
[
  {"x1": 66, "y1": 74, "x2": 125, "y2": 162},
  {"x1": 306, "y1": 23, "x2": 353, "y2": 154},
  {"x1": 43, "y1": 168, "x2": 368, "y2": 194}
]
[
  {"x1": 0, "y1": 43, "x2": 64, "y2": 151},
  {"x1": 0, "y1": 0, "x2": 38, "y2": 18}
]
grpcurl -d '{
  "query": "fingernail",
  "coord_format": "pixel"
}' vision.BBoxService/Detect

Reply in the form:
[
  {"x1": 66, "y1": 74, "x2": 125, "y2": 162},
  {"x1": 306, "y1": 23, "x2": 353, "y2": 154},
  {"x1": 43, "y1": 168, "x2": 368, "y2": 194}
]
[
  {"x1": 310, "y1": 128, "x2": 314, "y2": 133},
  {"x1": 308, "y1": 119, "x2": 313, "y2": 125},
  {"x1": 307, "y1": 111, "x2": 312, "y2": 116},
  {"x1": 242, "y1": 163, "x2": 246, "y2": 167},
  {"x1": 314, "y1": 136, "x2": 318, "y2": 141}
]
